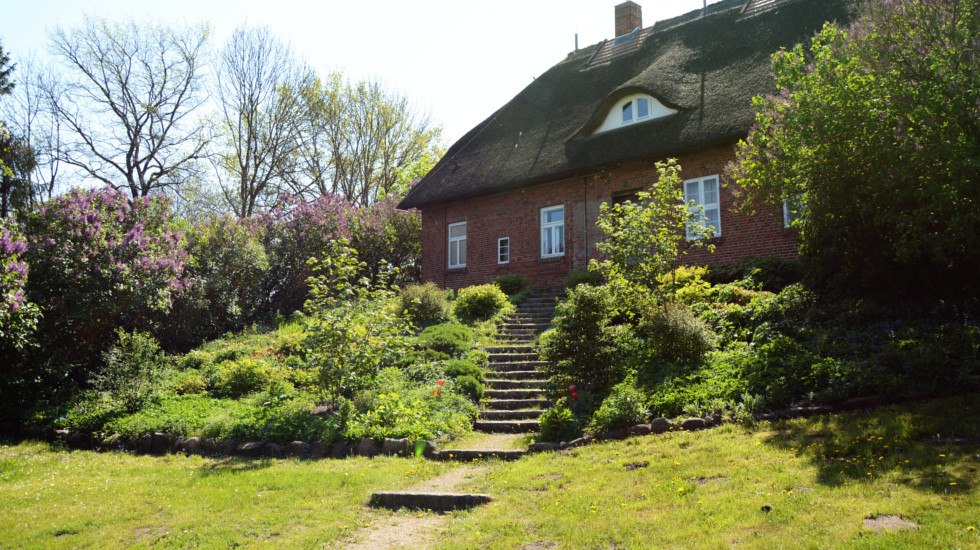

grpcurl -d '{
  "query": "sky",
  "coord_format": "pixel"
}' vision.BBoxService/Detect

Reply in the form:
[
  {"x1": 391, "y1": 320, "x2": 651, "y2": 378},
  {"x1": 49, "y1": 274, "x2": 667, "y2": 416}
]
[{"x1": 2, "y1": 0, "x2": 720, "y2": 147}]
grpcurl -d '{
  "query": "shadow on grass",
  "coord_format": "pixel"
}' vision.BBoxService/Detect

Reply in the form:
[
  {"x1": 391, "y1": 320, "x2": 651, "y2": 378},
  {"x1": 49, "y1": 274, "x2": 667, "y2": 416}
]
[
  {"x1": 757, "y1": 394, "x2": 980, "y2": 493},
  {"x1": 198, "y1": 456, "x2": 276, "y2": 476}
]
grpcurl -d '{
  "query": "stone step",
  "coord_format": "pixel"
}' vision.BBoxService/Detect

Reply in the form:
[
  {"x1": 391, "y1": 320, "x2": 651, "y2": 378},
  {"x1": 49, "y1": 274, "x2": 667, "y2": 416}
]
[
  {"x1": 496, "y1": 336, "x2": 537, "y2": 343},
  {"x1": 434, "y1": 449, "x2": 526, "y2": 462},
  {"x1": 485, "y1": 344, "x2": 538, "y2": 353},
  {"x1": 509, "y1": 312, "x2": 555, "y2": 319},
  {"x1": 486, "y1": 370, "x2": 547, "y2": 380},
  {"x1": 500, "y1": 324, "x2": 551, "y2": 331},
  {"x1": 487, "y1": 361, "x2": 550, "y2": 370},
  {"x1": 474, "y1": 420, "x2": 541, "y2": 433},
  {"x1": 485, "y1": 388, "x2": 547, "y2": 400},
  {"x1": 369, "y1": 492, "x2": 492, "y2": 511},
  {"x1": 499, "y1": 327, "x2": 546, "y2": 334},
  {"x1": 482, "y1": 398, "x2": 549, "y2": 410},
  {"x1": 479, "y1": 409, "x2": 545, "y2": 420},
  {"x1": 485, "y1": 379, "x2": 547, "y2": 389},
  {"x1": 488, "y1": 353, "x2": 539, "y2": 362}
]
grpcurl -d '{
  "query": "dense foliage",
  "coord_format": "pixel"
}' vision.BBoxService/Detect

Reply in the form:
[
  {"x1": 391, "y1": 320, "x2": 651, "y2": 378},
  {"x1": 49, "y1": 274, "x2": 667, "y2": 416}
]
[
  {"x1": 453, "y1": 284, "x2": 512, "y2": 323},
  {"x1": 0, "y1": 219, "x2": 38, "y2": 350},
  {"x1": 732, "y1": 0, "x2": 979, "y2": 304}
]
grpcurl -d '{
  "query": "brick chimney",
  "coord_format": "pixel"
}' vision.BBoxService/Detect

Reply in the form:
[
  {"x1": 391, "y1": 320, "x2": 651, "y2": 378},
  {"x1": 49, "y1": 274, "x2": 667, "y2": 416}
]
[{"x1": 615, "y1": 1, "x2": 642, "y2": 37}]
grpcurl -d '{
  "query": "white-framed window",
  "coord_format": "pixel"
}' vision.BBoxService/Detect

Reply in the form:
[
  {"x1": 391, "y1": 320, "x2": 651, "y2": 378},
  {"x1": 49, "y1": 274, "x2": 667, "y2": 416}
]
[
  {"x1": 783, "y1": 198, "x2": 802, "y2": 228},
  {"x1": 447, "y1": 221, "x2": 467, "y2": 269},
  {"x1": 595, "y1": 94, "x2": 678, "y2": 134},
  {"x1": 684, "y1": 175, "x2": 721, "y2": 240},
  {"x1": 497, "y1": 237, "x2": 510, "y2": 264},
  {"x1": 622, "y1": 97, "x2": 650, "y2": 125},
  {"x1": 540, "y1": 205, "x2": 565, "y2": 258}
]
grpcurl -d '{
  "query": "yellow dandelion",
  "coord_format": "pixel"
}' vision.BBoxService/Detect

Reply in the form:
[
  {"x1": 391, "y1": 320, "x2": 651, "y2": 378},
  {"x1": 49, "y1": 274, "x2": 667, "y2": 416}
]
[
  {"x1": 967, "y1": 526, "x2": 976, "y2": 532},
  {"x1": 950, "y1": 482, "x2": 958, "y2": 486}
]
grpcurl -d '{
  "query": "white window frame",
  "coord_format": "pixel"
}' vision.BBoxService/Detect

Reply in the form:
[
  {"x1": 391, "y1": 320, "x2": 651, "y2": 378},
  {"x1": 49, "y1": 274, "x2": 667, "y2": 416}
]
[
  {"x1": 540, "y1": 205, "x2": 565, "y2": 259},
  {"x1": 621, "y1": 97, "x2": 651, "y2": 125},
  {"x1": 683, "y1": 175, "x2": 721, "y2": 240},
  {"x1": 497, "y1": 237, "x2": 510, "y2": 264},
  {"x1": 447, "y1": 221, "x2": 466, "y2": 269}
]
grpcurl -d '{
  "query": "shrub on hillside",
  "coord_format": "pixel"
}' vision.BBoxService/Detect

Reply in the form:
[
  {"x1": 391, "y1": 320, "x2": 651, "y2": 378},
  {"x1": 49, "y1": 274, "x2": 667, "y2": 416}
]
[
  {"x1": 539, "y1": 401, "x2": 580, "y2": 443},
  {"x1": 634, "y1": 303, "x2": 718, "y2": 366},
  {"x1": 540, "y1": 284, "x2": 632, "y2": 396},
  {"x1": 454, "y1": 375, "x2": 483, "y2": 402},
  {"x1": 444, "y1": 358, "x2": 484, "y2": 382},
  {"x1": 564, "y1": 269, "x2": 604, "y2": 290},
  {"x1": 398, "y1": 282, "x2": 449, "y2": 327},
  {"x1": 492, "y1": 273, "x2": 530, "y2": 296},
  {"x1": 453, "y1": 284, "x2": 511, "y2": 323},
  {"x1": 418, "y1": 323, "x2": 474, "y2": 357},
  {"x1": 94, "y1": 329, "x2": 170, "y2": 412},
  {"x1": 587, "y1": 378, "x2": 650, "y2": 436},
  {"x1": 21, "y1": 187, "x2": 189, "y2": 390},
  {"x1": 212, "y1": 358, "x2": 274, "y2": 398},
  {"x1": 162, "y1": 216, "x2": 270, "y2": 350}
]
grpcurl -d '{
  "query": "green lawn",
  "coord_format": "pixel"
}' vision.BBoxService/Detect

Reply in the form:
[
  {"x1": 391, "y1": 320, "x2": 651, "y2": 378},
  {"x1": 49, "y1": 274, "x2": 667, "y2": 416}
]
[
  {"x1": 2, "y1": 396, "x2": 978, "y2": 548},
  {"x1": 0, "y1": 445, "x2": 450, "y2": 548}
]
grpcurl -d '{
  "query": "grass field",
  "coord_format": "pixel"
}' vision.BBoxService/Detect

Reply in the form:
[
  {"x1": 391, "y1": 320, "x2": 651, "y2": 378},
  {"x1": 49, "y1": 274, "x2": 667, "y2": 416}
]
[{"x1": 2, "y1": 396, "x2": 978, "y2": 548}]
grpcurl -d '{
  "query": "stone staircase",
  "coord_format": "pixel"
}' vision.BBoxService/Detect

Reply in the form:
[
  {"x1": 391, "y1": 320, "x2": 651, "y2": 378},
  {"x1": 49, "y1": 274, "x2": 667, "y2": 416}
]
[{"x1": 474, "y1": 292, "x2": 560, "y2": 434}]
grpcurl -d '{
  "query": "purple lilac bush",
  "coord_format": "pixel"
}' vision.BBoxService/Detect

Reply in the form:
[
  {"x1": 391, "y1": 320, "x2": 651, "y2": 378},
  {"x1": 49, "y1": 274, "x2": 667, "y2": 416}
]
[
  {"x1": 23, "y1": 187, "x2": 189, "y2": 368},
  {"x1": 0, "y1": 219, "x2": 39, "y2": 349}
]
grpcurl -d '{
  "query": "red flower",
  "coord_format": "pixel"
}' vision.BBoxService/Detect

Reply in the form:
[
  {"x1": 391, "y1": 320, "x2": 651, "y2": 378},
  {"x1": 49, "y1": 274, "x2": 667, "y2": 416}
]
[
  {"x1": 569, "y1": 384, "x2": 577, "y2": 392},
  {"x1": 431, "y1": 390, "x2": 437, "y2": 395},
  {"x1": 437, "y1": 379, "x2": 445, "y2": 387},
  {"x1": 436, "y1": 389, "x2": 442, "y2": 396},
  {"x1": 571, "y1": 392, "x2": 579, "y2": 400}
]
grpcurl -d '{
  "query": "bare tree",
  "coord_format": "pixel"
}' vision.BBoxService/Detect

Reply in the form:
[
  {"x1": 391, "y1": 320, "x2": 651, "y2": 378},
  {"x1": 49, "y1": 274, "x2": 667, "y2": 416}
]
[
  {"x1": 215, "y1": 26, "x2": 310, "y2": 217},
  {"x1": 1, "y1": 56, "x2": 63, "y2": 205},
  {"x1": 296, "y1": 75, "x2": 441, "y2": 206},
  {"x1": 46, "y1": 17, "x2": 209, "y2": 197}
]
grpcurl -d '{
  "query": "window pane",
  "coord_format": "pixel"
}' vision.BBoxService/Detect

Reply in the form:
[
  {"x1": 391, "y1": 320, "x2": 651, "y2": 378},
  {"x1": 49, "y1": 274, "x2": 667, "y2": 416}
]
[
  {"x1": 556, "y1": 228, "x2": 565, "y2": 253},
  {"x1": 622, "y1": 101, "x2": 633, "y2": 122},
  {"x1": 449, "y1": 223, "x2": 466, "y2": 238},
  {"x1": 449, "y1": 244, "x2": 458, "y2": 267},
  {"x1": 685, "y1": 181, "x2": 699, "y2": 202},
  {"x1": 459, "y1": 239, "x2": 466, "y2": 265},
  {"x1": 703, "y1": 178, "x2": 719, "y2": 205},
  {"x1": 545, "y1": 207, "x2": 563, "y2": 223},
  {"x1": 637, "y1": 98, "x2": 649, "y2": 118},
  {"x1": 706, "y1": 208, "x2": 720, "y2": 235}
]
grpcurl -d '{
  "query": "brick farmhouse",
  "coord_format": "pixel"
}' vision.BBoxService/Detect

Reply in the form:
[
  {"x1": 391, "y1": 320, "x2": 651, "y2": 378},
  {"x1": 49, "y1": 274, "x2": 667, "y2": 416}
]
[{"x1": 398, "y1": 0, "x2": 855, "y2": 290}]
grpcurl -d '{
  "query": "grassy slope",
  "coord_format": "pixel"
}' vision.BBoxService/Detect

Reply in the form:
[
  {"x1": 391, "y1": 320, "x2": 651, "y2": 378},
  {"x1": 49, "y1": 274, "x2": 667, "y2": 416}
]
[
  {"x1": 439, "y1": 395, "x2": 980, "y2": 549},
  {"x1": 2, "y1": 396, "x2": 977, "y2": 548}
]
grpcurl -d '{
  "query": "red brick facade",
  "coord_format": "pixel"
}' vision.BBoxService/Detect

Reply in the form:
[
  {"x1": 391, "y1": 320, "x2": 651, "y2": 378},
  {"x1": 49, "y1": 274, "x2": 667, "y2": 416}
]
[{"x1": 420, "y1": 144, "x2": 797, "y2": 290}]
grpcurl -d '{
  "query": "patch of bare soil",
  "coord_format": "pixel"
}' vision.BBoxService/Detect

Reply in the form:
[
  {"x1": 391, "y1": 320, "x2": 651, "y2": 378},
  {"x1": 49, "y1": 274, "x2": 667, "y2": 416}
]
[
  {"x1": 520, "y1": 542, "x2": 559, "y2": 550},
  {"x1": 341, "y1": 464, "x2": 489, "y2": 550},
  {"x1": 690, "y1": 476, "x2": 729, "y2": 486},
  {"x1": 862, "y1": 515, "x2": 919, "y2": 533}
]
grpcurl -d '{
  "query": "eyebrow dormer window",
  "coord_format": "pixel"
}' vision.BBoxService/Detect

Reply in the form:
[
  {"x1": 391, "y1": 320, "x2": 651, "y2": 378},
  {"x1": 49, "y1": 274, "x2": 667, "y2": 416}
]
[
  {"x1": 622, "y1": 98, "x2": 650, "y2": 125},
  {"x1": 595, "y1": 93, "x2": 678, "y2": 134}
]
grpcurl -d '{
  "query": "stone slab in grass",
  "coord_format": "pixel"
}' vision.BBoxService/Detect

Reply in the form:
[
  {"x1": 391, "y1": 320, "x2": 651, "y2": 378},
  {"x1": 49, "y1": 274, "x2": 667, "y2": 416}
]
[
  {"x1": 369, "y1": 491, "x2": 492, "y2": 512},
  {"x1": 863, "y1": 515, "x2": 919, "y2": 533}
]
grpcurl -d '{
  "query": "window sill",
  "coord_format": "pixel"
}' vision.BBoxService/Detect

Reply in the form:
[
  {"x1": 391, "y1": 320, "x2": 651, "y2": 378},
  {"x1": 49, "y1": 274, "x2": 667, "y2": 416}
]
[
  {"x1": 539, "y1": 255, "x2": 566, "y2": 263},
  {"x1": 446, "y1": 267, "x2": 467, "y2": 274}
]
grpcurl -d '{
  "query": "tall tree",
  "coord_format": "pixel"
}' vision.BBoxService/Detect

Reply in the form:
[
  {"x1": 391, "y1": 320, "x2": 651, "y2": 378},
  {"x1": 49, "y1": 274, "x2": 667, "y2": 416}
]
[
  {"x1": 215, "y1": 25, "x2": 310, "y2": 217},
  {"x1": 0, "y1": 56, "x2": 63, "y2": 207},
  {"x1": 0, "y1": 40, "x2": 14, "y2": 95},
  {"x1": 0, "y1": 122, "x2": 37, "y2": 218},
  {"x1": 731, "y1": 0, "x2": 979, "y2": 302},
  {"x1": 297, "y1": 75, "x2": 441, "y2": 206},
  {"x1": 46, "y1": 17, "x2": 209, "y2": 197}
]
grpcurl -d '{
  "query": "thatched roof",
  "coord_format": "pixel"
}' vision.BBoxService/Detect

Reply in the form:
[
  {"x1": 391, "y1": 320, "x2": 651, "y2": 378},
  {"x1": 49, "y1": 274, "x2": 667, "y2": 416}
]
[{"x1": 399, "y1": 0, "x2": 855, "y2": 210}]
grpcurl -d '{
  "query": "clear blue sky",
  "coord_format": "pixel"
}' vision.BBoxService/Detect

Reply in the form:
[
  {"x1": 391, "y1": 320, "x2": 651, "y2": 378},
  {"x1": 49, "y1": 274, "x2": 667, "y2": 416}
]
[{"x1": 3, "y1": 0, "x2": 719, "y2": 146}]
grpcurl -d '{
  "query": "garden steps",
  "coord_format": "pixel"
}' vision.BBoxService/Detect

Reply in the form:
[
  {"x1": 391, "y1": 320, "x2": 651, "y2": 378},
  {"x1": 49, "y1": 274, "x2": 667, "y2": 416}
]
[
  {"x1": 484, "y1": 388, "x2": 547, "y2": 400},
  {"x1": 485, "y1": 379, "x2": 546, "y2": 389},
  {"x1": 478, "y1": 409, "x2": 544, "y2": 420},
  {"x1": 369, "y1": 491, "x2": 493, "y2": 511},
  {"x1": 473, "y1": 420, "x2": 542, "y2": 433}
]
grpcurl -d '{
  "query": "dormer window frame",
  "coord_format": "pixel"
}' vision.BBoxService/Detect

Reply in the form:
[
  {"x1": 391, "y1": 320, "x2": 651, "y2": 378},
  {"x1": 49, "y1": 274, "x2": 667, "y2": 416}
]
[{"x1": 593, "y1": 92, "x2": 678, "y2": 134}]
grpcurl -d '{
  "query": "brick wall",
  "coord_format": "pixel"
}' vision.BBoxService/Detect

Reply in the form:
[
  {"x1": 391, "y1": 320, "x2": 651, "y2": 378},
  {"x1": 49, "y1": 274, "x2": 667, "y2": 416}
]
[{"x1": 419, "y1": 144, "x2": 798, "y2": 290}]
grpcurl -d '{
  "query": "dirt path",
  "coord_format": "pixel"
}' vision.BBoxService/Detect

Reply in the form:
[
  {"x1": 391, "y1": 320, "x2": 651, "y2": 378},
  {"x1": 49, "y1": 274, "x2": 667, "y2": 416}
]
[{"x1": 340, "y1": 464, "x2": 489, "y2": 550}]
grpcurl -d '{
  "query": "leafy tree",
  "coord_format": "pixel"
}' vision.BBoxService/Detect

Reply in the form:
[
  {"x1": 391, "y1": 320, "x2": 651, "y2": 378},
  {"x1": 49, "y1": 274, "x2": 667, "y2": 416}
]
[
  {"x1": 731, "y1": 0, "x2": 979, "y2": 303},
  {"x1": 301, "y1": 239, "x2": 411, "y2": 403},
  {"x1": 297, "y1": 75, "x2": 442, "y2": 206},
  {"x1": 591, "y1": 158, "x2": 712, "y2": 306},
  {"x1": 46, "y1": 17, "x2": 209, "y2": 197},
  {"x1": 0, "y1": 218, "x2": 39, "y2": 351}
]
